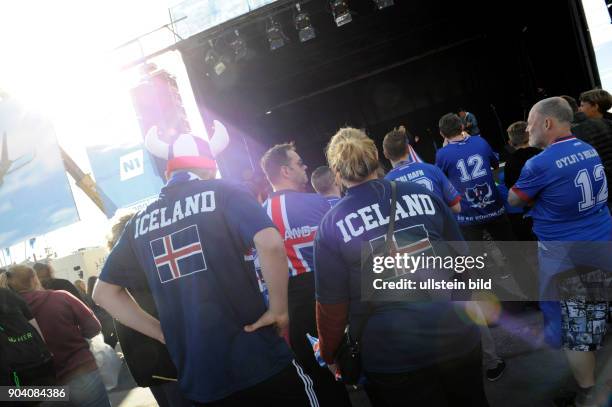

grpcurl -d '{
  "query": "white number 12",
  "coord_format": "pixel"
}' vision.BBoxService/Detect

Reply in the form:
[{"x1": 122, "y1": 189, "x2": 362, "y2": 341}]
[{"x1": 574, "y1": 164, "x2": 608, "y2": 211}]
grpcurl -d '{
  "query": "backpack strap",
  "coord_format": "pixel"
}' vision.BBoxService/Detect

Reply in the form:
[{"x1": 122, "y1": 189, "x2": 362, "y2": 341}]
[{"x1": 355, "y1": 181, "x2": 398, "y2": 343}]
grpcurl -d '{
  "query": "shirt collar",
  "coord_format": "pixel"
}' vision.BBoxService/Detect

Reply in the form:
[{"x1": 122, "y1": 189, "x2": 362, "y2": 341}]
[
  {"x1": 447, "y1": 135, "x2": 470, "y2": 145},
  {"x1": 551, "y1": 135, "x2": 576, "y2": 145},
  {"x1": 165, "y1": 171, "x2": 202, "y2": 187},
  {"x1": 269, "y1": 188, "x2": 301, "y2": 197},
  {"x1": 346, "y1": 179, "x2": 385, "y2": 196}
]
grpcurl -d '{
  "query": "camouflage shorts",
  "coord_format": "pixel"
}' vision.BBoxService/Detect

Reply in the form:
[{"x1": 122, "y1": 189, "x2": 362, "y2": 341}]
[{"x1": 561, "y1": 299, "x2": 608, "y2": 351}]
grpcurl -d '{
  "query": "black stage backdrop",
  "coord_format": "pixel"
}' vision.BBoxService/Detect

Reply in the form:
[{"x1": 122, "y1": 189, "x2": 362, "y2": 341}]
[{"x1": 177, "y1": 0, "x2": 599, "y2": 183}]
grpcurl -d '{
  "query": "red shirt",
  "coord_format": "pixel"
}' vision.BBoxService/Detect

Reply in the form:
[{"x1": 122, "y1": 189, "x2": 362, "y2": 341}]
[{"x1": 21, "y1": 290, "x2": 101, "y2": 383}]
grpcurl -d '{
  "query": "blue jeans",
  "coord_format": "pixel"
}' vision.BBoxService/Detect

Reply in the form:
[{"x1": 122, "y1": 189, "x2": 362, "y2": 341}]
[{"x1": 67, "y1": 369, "x2": 111, "y2": 407}]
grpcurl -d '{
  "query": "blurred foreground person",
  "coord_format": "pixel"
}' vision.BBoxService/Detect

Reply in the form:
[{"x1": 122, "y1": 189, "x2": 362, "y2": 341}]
[
  {"x1": 4, "y1": 265, "x2": 110, "y2": 407},
  {"x1": 94, "y1": 126, "x2": 318, "y2": 406},
  {"x1": 315, "y1": 127, "x2": 487, "y2": 406},
  {"x1": 509, "y1": 97, "x2": 611, "y2": 407}
]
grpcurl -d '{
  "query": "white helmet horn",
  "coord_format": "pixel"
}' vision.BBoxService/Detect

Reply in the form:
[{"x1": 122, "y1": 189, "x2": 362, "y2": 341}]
[
  {"x1": 209, "y1": 120, "x2": 230, "y2": 157},
  {"x1": 144, "y1": 126, "x2": 169, "y2": 160}
]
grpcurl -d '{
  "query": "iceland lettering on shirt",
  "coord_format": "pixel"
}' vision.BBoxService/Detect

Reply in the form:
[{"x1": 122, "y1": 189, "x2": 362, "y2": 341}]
[
  {"x1": 435, "y1": 135, "x2": 504, "y2": 225},
  {"x1": 386, "y1": 161, "x2": 461, "y2": 207},
  {"x1": 336, "y1": 193, "x2": 436, "y2": 243},
  {"x1": 263, "y1": 191, "x2": 331, "y2": 277},
  {"x1": 134, "y1": 191, "x2": 216, "y2": 239}
]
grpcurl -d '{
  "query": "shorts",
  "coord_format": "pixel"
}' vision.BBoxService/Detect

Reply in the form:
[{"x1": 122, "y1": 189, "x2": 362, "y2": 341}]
[
  {"x1": 561, "y1": 299, "x2": 608, "y2": 351},
  {"x1": 537, "y1": 241, "x2": 612, "y2": 348}
]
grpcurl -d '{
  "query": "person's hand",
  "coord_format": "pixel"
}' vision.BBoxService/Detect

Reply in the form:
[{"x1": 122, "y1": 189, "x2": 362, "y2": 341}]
[{"x1": 244, "y1": 310, "x2": 289, "y2": 334}]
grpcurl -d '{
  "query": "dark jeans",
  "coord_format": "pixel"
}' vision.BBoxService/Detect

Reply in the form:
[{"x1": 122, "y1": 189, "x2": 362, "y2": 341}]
[
  {"x1": 289, "y1": 274, "x2": 352, "y2": 406},
  {"x1": 364, "y1": 344, "x2": 489, "y2": 407},
  {"x1": 461, "y1": 215, "x2": 538, "y2": 299},
  {"x1": 150, "y1": 381, "x2": 193, "y2": 407},
  {"x1": 192, "y1": 361, "x2": 317, "y2": 407}
]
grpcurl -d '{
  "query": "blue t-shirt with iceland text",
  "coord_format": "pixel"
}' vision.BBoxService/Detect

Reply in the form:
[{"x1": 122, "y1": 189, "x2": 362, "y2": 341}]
[
  {"x1": 386, "y1": 160, "x2": 461, "y2": 208},
  {"x1": 99, "y1": 172, "x2": 293, "y2": 403},
  {"x1": 512, "y1": 136, "x2": 612, "y2": 241},
  {"x1": 436, "y1": 135, "x2": 504, "y2": 225},
  {"x1": 314, "y1": 179, "x2": 479, "y2": 373}
]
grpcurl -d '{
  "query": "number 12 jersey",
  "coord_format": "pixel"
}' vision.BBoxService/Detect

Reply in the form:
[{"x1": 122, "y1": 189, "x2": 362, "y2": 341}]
[
  {"x1": 435, "y1": 135, "x2": 504, "y2": 225},
  {"x1": 511, "y1": 136, "x2": 611, "y2": 241}
]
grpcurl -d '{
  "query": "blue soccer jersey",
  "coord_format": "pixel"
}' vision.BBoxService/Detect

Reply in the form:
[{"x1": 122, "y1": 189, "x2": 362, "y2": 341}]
[
  {"x1": 314, "y1": 179, "x2": 479, "y2": 373},
  {"x1": 100, "y1": 173, "x2": 293, "y2": 403},
  {"x1": 262, "y1": 190, "x2": 331, "y2": 277},
  {"x1": 512, "y1": 136, "x2": 612, "y2": 241},
  {"x1": 435, "y1": 135, "x2": 504, "y2": 225},
  {"x1": 386, "y1": 161, "x2": 461, "y2": 208}
]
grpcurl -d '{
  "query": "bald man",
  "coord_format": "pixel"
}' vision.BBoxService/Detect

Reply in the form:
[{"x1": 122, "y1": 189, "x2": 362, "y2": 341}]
[{"x1": 509, "y1": 97, "x2": 611, "y2": 406}]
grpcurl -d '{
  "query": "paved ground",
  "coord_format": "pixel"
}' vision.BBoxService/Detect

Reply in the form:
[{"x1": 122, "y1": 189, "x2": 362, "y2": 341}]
[{"x1": 108, "y1": 307, "x2": 611, "y2": 407}]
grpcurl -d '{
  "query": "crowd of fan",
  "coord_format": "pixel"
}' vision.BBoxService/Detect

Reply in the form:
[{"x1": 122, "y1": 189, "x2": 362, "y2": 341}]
[{"x1": 0, "y1": 88, "x2": 611, "y2": 407}]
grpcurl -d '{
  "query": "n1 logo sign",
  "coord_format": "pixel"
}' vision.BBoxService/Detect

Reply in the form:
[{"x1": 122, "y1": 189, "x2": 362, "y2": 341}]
[{"x1": 119, "y1": 149, "x2": 145, "y2": 181}]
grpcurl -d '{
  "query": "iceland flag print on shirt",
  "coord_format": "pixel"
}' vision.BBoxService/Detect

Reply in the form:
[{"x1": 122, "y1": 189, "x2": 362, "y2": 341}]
[{"x1": 150, "y1": 224, "x2": 207, "y2": 283}]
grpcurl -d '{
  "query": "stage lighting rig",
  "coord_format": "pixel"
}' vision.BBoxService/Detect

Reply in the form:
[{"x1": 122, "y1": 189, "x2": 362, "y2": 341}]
[
  {"x1": 205, "y1": 39, "x2": 229, "y2": 76},
  {"x1": 373, "y1": 0, "x2": 394, "y2": 9},
  {"x1": 294, "y1": 3, "x2": 316, "y2": 43},
  {"x1": 229, "y1": 29, "x2": 248, "y2": 61},
  {"x1": 266, "y1": 17, "x2": 288, "y2": 51},
  {"x1": 330, "y1": 0, "x2": 352, "y2": 27}
]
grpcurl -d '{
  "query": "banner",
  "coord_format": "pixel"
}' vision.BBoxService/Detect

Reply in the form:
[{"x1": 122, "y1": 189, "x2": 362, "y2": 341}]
[
  {"x1": 86, "y1": 142, "x2": 164, "y2": 217},
  {"x1": 0, "y1": 97, "x2": 79, "y2": 249}
]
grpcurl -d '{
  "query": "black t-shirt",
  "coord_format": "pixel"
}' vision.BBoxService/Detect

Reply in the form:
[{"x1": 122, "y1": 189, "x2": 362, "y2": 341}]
[
  {"x1": 504, "y1": 147, "x2": 541, "y2": 189},
  {"x1": 573, "y1": 114, "x2": 612, "y2": 204}
]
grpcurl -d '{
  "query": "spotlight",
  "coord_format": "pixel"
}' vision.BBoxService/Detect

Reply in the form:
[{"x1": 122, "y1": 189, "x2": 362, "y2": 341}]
[
  {"x1": 373, "y1": 0, "x2": 394, "y2": 9},
  {"x1": 330, "y1": 0, "x2": 351, "y2": 27},
  {"x1": 229, "y1": 29, "x2": 248, "y2": 61},
  {"x1": 205, "y1": 39, "x2": 229, "y2": 76},
  {"x1": 294, "y1": 3, "x2": 316, "y2": 43},
  {"x1": 266, "y1": 17, "x2": 287, "y2": 51}
]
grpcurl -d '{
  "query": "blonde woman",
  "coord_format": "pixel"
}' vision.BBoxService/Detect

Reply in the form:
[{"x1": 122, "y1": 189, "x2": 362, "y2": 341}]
[{"x1": 314, "y1": 128, "x2": 488, "y2": 406}]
